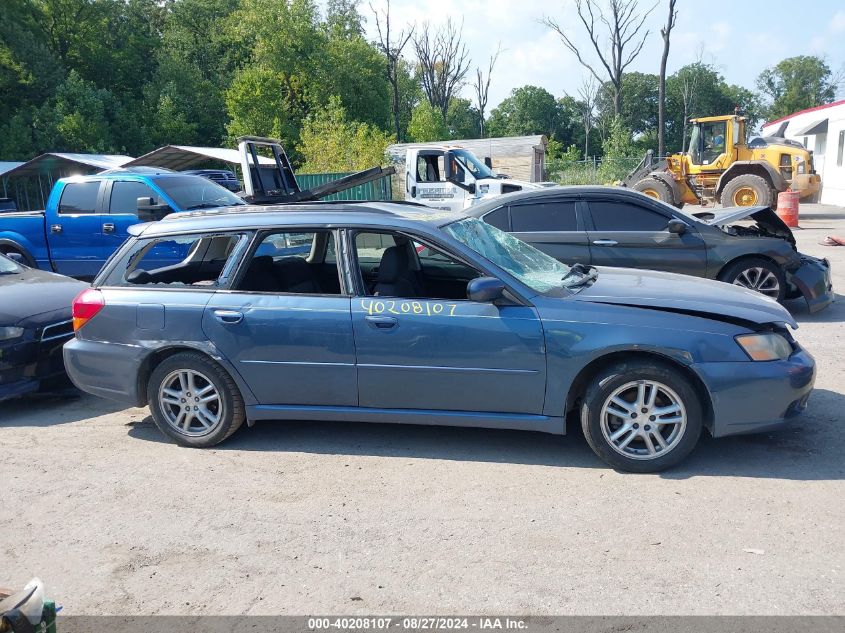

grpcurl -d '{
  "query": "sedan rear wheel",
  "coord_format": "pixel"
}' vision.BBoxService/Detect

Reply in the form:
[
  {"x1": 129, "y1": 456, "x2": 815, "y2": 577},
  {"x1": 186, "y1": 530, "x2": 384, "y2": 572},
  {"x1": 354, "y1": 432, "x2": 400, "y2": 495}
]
[
  {"x1": 580, "y1": 360, "x2": 702, "y2": 472},
  {"x1": 148, "y1": 352, "x2": 245, "y2": 447}
]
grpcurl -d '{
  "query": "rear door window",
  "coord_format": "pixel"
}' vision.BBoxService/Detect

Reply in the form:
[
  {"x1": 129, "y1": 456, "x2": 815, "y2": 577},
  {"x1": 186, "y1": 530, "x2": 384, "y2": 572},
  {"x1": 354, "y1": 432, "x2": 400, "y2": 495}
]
[
  {"x1": 588, "y1": 201, "x2": 668, "y2": 231},
  {"x1": 58, "y1": 181, "x2": 100, "y2": 214},
  {"x1": 482, "y1": 206, "x2": 509, "y2": 230},
  {"x1": 101, "y1": 233, "x2": 247, "y2": 288},
  {"x1": 511, "y1": 201, "x2": 578, "y2": 232}
]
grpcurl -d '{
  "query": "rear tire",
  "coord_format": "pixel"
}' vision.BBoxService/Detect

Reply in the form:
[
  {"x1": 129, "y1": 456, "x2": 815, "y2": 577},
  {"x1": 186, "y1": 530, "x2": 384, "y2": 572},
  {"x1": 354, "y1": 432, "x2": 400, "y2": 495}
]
[
  {"x1": 633, "y1": 178, "x2": 675, "y2": 206},
  {"x1": 580, "y1": 360, "x2": 703, "y2": 472},
  {"x1": 147, "y1": 352, "x2": 245, "y2": 447},
  {"x1": 721, "y1": 174, "x2": 774, "y2": 208},
  {"x1": 718, "y1": 257, "x2": 786, "y2": 302}
]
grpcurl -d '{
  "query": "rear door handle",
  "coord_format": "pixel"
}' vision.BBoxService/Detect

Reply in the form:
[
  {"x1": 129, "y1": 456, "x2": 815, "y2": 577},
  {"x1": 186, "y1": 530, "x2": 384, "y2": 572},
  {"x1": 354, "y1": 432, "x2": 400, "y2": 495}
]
[
  {"x1": 592, "y1": 239, "x2": 618, "y2": 246},
  {"x1": 213, "y1": 309, "x2": 243, "y2": 324},
  {"x1": 50, "y1": 224, "x2": 62, "y2": 234},
  {"x1": 365, "y1": 315, "x2": 398, "y2": 330},
  {"x1": 102, "y1": 223, "x2": 115, "y2": 233}
]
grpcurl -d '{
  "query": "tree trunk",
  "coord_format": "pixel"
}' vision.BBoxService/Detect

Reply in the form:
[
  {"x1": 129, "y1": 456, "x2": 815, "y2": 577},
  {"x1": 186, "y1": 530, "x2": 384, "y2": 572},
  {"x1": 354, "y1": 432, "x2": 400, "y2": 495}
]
[
  {"x1": 391, "y1": 77, "x2": 401, "y2": 142},
  {"x1": 658, "y1": 0, "x2": 676, "y2": 157}
]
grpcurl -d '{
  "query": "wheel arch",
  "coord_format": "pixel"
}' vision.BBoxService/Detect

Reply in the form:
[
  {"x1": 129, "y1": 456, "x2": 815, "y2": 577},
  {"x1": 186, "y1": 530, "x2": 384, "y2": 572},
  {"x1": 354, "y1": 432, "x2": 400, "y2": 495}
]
[
  {"x1": 564, "y1": 350, "x2": 715, "y2": 434},
  {"x1": 136, "y1": 343, "x2": 256, "y2": 407},
  {"x1": 0, "y1": 238, "x2": 37, "y2": 266},
  {"x1": 716, "y1": 253, "x2": 783, "y2": 281},
  {"x1": 716, "y1": 162, "x2": 786, "y2": 199}
]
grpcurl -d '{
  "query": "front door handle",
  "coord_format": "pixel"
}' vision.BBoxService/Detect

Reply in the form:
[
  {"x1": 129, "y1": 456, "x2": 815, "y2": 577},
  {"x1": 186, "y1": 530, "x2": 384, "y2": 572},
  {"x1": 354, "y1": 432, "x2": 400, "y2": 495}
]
[
  {"x1": 50, "y1": 224, "x2": 62, "y2": 234},
  {"x1": 365, "y1": 315, "x2": 398, "y2": 330},
  {"x1": 102, "y1": 223, "x2": 115, "y2": 233},
  {"x1": 592, "y1": 239, "x2": 618, "y2": 246},
  {"x1": 213, "y1": 309, "x2": 243, "y2": 324}
]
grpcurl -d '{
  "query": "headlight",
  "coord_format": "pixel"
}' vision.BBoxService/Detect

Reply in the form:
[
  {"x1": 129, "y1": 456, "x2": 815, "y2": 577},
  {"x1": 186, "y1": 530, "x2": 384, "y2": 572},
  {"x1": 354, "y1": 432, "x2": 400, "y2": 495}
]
[
  {"x1": 735, "y1": 332, "x2": 792, "y2": 361},
  {"x1": 0, "y1": 326, "x2": 25, "y2": 341}
]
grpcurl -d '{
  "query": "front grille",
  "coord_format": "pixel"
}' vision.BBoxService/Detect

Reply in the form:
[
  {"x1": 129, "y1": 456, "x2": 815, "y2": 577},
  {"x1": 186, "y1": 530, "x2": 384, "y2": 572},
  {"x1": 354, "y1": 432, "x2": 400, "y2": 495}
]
[{"x1": 41, "y1": 320, "x2": 73, "y2": 342}]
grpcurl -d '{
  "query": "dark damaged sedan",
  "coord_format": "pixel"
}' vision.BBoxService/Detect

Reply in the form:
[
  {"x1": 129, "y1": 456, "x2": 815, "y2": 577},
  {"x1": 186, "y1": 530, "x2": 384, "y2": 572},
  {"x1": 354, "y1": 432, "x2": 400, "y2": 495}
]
[
  {"x1": 468, "y1": 187, "x2": 833, "y2": 312},
  {"x1": 0, "y1": 253, "x2": 85, "y2": 401}
]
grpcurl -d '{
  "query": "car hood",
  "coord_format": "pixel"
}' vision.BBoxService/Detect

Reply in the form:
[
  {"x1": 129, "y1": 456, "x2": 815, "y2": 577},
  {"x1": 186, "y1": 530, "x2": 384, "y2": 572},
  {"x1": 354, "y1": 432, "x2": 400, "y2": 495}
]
[
  {"x1": 692, "y1": 206, "x2": 795, "y2": 246},
  {"x1": 0, "y1": 267, "x2": 86, "y2": 327},
  {"x1": 571, "y1": 266, "x2": 797, "y2": 328}
]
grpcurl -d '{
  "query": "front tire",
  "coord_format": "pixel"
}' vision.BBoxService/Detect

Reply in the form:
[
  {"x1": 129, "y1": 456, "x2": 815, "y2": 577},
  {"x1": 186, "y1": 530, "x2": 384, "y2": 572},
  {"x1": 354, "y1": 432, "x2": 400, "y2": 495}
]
[
  {"x1": 580, "y1": 360, "x2": 703, "y2": 472},
  {"x1": 147, "y1": 352, "x2": 245, "y2": 447},
  {"x1": 721, "y1": 174, "x2": 774, "y2": 207},
  {"x1": 718, "y1": 257, "x2": 786, "y2": 302}
]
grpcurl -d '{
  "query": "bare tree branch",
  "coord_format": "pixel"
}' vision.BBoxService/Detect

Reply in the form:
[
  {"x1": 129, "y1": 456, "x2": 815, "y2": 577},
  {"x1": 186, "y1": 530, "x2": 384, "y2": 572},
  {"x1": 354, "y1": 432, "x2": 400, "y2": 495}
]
[
  {"x1": 472, "y1": 43, "x2": 502, "y2": 138},
  {"x1": 414, "y1": 18, "x2": 471, "y2": 122},
  {"x1": 542, "y1": 0, "x2": 657, "y2": 116},
  {"x1": 371, "y1": 0, "x2": 414, "y2": 142}
]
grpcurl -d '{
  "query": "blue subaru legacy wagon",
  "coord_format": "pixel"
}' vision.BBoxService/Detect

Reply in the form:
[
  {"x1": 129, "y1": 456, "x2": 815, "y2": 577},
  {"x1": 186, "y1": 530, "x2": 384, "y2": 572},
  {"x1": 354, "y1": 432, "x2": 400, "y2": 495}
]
[{"x1": 63, "y1": 203, "x2": 816, "y2": 472}]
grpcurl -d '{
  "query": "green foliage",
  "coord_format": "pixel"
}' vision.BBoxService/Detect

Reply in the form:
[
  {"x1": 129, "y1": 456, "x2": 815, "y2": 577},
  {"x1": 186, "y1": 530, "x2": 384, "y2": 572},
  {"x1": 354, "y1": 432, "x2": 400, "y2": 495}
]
[
  {"x1": 297, "y1": 97, "x2": 391, "y2": 172},
  {"x1": 756, "y1": 56, "x2": 838, "y2": 120},
  {"x1": 446, "y1": 98, "x2": 480, "y2": 139},
  {"x1": 487, "y1": 85, "x2": 564, "y2": 139},
  {"x1": 598, "y1": 117, "x2": 638, "y2": 183},
  {"x1": 408, "y1": 102, "x2": 449, "y2": 142}
]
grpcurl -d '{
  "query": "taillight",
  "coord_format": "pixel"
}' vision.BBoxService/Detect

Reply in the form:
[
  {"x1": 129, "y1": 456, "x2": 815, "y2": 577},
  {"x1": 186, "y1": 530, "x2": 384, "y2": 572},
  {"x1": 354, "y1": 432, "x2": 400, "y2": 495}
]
[{"x1": 72, "y1": 288, "x2": 105, "y2": 331}]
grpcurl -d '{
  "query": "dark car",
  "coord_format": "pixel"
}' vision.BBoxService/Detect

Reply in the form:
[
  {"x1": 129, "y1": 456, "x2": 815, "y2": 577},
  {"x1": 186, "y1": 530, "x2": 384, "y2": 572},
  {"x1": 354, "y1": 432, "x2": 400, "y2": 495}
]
[
  {"x1": 0, "y1": 198, "x2": 16, "y2": 213},
  {"x1": 0, "y1": 253, "x2": 85, "y2": 401},
  {"x1": 64, "y1": 203, "x2": 815, "y2": 472},
  {"x1": 467, "y1": 187, "x2": 833, "y2": 312},
  {"x1": 182, "y1": 169, "x2": 241, "y2": 192}
]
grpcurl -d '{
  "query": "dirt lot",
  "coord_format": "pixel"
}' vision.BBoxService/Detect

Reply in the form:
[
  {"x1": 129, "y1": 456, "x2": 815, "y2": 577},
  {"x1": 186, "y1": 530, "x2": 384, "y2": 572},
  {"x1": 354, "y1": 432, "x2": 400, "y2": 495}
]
[{"x1": 1, "y1": 204, "x2": 844, "y2": 615}]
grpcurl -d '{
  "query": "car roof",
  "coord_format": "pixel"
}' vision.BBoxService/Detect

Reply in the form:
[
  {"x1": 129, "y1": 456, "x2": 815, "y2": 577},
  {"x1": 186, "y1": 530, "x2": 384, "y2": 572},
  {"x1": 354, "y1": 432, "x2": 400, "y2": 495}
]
[
  {"x1": 465, "y1": 185, "x2": 660, "y2": 215},
  {"x1": 129, "y1": 201, "x2": 469, "y2": 237}
]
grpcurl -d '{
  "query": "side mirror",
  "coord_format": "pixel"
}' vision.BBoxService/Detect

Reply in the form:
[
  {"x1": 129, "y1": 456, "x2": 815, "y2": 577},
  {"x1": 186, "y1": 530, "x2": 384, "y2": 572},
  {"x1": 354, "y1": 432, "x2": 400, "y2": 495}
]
[
  {"x1": 5, "y1": 252, "x2": 24, "y2": 264},
  {"x1": 137, "y1": 197, "x2": 173, "y2": 221},
  {"x1": 667, "y1": 219, "x2": 688, "y2": 235},
  {"x1": 484, "y1": 156, "x2": 493, "y2": 169},
  {"x1": 467, "y1": 276, "x2": 505, "y2": 302}
]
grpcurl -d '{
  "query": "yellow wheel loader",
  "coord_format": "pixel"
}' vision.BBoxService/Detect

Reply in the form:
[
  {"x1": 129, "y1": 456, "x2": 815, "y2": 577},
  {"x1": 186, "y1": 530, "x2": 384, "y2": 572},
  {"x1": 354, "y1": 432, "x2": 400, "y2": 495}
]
[{"x1": 624, "y1": 115, "x2": 821, "y2": 208}]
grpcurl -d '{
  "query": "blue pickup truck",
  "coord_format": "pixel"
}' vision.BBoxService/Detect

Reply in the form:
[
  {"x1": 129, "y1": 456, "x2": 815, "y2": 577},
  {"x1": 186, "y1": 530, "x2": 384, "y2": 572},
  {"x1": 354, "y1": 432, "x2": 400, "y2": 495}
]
[{"x1": 0, "y1": 168, "x2": 246, "y2": 278}]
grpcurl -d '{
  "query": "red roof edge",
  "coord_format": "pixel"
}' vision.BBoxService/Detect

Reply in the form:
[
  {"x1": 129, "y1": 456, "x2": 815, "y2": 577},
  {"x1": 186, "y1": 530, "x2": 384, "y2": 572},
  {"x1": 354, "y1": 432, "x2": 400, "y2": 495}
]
[{"x1": 762, "y1": 99, "x2": 845, "y2": 128}]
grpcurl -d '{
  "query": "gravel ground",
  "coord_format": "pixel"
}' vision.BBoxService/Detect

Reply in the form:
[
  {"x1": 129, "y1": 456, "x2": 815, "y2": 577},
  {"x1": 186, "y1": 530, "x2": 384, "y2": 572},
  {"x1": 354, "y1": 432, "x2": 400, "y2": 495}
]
[{"x1": 1, "y1": 204, "x2": 843, "y2": 615}]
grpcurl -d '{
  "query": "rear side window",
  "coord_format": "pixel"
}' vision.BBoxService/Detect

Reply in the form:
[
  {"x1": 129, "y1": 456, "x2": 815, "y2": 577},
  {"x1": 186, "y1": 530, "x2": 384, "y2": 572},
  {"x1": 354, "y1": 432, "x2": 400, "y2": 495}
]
[
  {"x1": 109, "y1": 181, "x2": 156, "y2": 214},
  {"x1": 58, "y1": 181, "x2": 100, "y2": 214},
  {"x1": 589, "y1": 201, "x2": 668, "y2": 231},
  {"x1": 101, "y1": 233, "x2": 246, "y2": 288},
  {"x1": 511, "y1": 201, "x2": 578, "y2": 232}
]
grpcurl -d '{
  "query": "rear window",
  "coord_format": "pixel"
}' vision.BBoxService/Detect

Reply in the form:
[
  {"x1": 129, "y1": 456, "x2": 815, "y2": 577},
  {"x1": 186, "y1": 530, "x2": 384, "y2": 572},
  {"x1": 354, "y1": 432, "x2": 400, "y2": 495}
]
[
  {"x1": 511, "y1": 201, "x2": 577, "y2": 232},
  {"x1": 58, "y1": 181, "x2": 100, "y2": 214},
  {"x1": 101, "y1": 233, "x2": 247, "y2": 288}
]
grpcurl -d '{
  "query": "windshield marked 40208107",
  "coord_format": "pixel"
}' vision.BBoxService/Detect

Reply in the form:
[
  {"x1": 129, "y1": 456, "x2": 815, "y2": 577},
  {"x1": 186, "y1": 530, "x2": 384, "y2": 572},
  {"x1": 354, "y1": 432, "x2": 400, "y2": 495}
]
[{"x1": 361, "y1": 299, "x2": 459, "y2": 317}]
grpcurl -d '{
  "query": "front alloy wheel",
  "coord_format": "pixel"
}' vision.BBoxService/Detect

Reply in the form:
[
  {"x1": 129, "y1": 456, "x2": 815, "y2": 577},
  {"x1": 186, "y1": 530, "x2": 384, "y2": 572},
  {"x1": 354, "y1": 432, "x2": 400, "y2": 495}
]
[
  {"x1": 600, "y1": 380, "x2": 687, "y2": 460},
  {"x1": 731, "y1": 267, "x2": 780, "y2": 298},
  {"x1": 580, "y1": 360, "x2": 703, "y2": 472}
]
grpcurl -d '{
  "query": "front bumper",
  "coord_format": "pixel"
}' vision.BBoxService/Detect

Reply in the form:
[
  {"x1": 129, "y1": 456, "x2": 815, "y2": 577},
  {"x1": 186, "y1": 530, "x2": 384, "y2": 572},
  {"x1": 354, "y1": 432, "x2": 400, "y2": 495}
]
[
  {"x1": 0, "y1": 330, "x2": 73, "y2": 402},
  {"x1": 787, "y1": 255, "x2": 833, "y2": 313},
  {"x1": 693, "y1": 347, "x2": 816, "y2": 437}
]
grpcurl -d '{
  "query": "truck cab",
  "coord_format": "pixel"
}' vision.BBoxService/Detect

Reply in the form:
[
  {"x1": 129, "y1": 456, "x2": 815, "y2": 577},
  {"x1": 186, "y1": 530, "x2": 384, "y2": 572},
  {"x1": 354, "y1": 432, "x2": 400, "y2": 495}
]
[{"x1": 404, "y1": 147, "x2": 539, "y2": 211}]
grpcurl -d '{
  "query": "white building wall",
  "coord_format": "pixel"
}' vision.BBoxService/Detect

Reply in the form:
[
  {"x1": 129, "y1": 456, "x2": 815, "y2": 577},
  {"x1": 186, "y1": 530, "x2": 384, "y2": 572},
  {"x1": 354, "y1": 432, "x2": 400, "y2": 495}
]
[{"x1": 822, "y1": 112, "x2": 845, "y2": 206}]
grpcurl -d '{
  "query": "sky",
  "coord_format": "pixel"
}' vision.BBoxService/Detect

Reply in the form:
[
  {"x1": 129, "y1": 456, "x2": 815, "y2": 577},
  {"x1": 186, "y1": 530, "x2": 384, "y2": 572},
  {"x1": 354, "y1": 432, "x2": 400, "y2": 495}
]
[{"x1": 360, "y1": 0, "x2": 845, "y2": 113}]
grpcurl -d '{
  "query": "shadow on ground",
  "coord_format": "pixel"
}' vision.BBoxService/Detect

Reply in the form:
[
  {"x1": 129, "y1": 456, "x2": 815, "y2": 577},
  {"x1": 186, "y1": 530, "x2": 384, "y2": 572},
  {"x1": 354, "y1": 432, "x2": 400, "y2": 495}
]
[
  {"x1": 788, "y1": 293, "x2": 844, "y2": 323},
  {"x1": 127, "y1": 388, "x2": 845, "y2": 482},
  {"x1": 0, "y1": 392, "x2": 126, "y2": 427}
]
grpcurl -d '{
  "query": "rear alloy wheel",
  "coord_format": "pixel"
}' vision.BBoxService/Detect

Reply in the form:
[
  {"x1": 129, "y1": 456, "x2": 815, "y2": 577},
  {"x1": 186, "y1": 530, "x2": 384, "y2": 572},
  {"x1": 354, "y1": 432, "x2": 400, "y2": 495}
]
[
  {"x1": 148, "y1": 352, "x2": 245, "y2": 447},
  {"x1": 633, "y1": 178, "x2": 675, "y2": 206},
  {"x1": 719, "y1": 257, "x2": 786, "y2": 302},
  {"x1": 721, "y1": 174, "x2": 774, "y2": 207},
  {"x1": 580, "y1": 361, "x2": 702, "y2": 472}
]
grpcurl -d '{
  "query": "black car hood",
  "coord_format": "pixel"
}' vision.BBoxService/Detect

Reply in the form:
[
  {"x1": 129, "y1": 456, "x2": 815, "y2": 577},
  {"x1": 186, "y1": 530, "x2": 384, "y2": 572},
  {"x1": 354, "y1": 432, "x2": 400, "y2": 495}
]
[
  {"x1": 692, "y1": 206, "x2": 795, "y2": 246},
  {"x1": 0, "y1": 267, "x2": 86, "y2": 327},
  {"x1": 572, "y1": 266, "x2": 797, "y2": 328}
]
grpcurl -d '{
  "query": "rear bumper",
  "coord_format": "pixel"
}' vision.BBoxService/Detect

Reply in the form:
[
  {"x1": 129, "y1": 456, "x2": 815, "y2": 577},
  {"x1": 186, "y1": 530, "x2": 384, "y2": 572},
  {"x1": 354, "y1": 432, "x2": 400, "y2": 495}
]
[
  {"x1": 0, "y1": 335, "x2": 71, "y2": 402},
  {"x1": 63, "y1": 338, "x2": 146, "y2": 406},
  {"x1": 787, "y1": 255, "x2": 833, "y2": 313},
  {"x1": 693, "y1": 347, "x2": 816, "y2": 437}
]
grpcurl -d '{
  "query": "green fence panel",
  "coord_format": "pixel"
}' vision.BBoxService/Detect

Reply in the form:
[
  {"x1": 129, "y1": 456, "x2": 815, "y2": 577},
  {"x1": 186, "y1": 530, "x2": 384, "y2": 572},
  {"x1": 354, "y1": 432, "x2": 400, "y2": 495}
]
[{"x1": 295, "y1": 172, "x2": 393, "y2": 201}]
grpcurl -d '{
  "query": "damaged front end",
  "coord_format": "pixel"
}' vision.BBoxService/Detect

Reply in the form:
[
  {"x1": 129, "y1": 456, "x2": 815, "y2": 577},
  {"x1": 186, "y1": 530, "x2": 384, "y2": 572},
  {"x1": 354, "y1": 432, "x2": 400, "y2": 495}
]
[{"x1": 694, "y1": 206, "x2": 834, "y2": 313}]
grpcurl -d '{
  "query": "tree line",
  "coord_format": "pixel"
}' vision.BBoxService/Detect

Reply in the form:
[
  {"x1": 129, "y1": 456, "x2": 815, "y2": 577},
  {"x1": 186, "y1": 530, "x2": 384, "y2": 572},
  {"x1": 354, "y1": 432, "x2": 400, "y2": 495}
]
[{"x1": 1, "y1": 0, "x2": 841, "y2": 171}]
